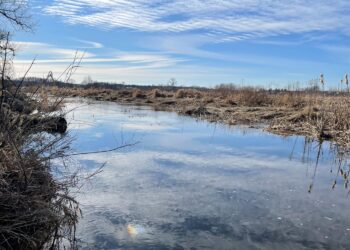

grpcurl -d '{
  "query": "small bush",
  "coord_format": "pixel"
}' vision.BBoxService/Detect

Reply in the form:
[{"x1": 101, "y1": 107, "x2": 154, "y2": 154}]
[
  {"x1": 175, "y1": 89, "x2": 202, "y2": 99},
  {"x1": 175, "y1": 89, "x2": 186, "y2": 98},
  {"x1": 274, "y1": 93, "x2": 306, "y2": 108},
  {"x1": 203, "y1": 97, "x2": 214, "y2": 104},
  {"x1": 118, "y1": 90, "x2": 132, "y2": 97},
  {"x1": 236, "y1": 88, "x2": 272, "y2": 106},
  {"x1": 132, "y1": 89, "x2": 146, "y2": 98},
  {"x1": 150, "y1": 89, "x2": 166, "y2": 98},
  {"x1": 225, "y1": 95, "x2": 238, "y2": 106}
]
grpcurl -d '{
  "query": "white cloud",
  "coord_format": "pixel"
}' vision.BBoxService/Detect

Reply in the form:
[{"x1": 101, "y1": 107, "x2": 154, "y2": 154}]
[
  {"x1": 14, "y1": 54, "x2": 184, "y2": 65},
  {"x1": 13, "y1": 39, "x2": 186, "y2": 82},
  {"x1": 12, "y1": 59, "x2": 248, "y2": 85},
  {"x1": 12, "y1": 41, "x2": 190, "y2": 83},
  {"x1": 42, "y1": 0, "x2": 350, "y2": 41},
  {"x1": 11, "y1": 37, "x2": 336, "y2": 86},
  {"x1": 13, "y1": 41, "x2": 95, "y2": 59},
  {"x1": 72, "y1": 39, "x2": 104, "y2": 49}
]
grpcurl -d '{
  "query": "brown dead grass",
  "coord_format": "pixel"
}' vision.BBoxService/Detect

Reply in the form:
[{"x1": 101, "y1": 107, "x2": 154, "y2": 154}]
[
  {"x1": 1, "y1": 88, "x2": 79, "y2": 249},
  {"x1": 150, "y1": 88, "x2": 166, "y2": 98},
  {"x1": 43, "y1": 85, "x2": 350, "y2": 149},
  {"x1": 132, "y1": 89, "x2": 146, "y2": 98}
]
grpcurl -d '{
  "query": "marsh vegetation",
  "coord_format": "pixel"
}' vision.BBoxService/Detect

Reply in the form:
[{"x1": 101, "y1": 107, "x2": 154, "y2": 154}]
[
  {"x1": 2, "y1": 1, "x2": 350, "y2": 249},
  {"x1": 43, "y1": 83, "x2": 350, "y2": 150},
  {"x1": 0, "y1": 1, "x2": 84, "y2": 249}
]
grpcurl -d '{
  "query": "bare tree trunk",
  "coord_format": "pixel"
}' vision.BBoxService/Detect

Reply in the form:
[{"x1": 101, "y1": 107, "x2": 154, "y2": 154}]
[
  {"x1": 0, "y1": 32, "x2": 12, "y2": 111},
  {"x1": 0, "y1": 33, "x2": 9, "y2": 93}
]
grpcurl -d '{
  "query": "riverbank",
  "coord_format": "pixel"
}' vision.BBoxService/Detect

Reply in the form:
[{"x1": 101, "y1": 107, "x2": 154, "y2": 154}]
[
  {"x1": 0, "y1": 88, "x2": 78, "y2": 249},
  {"x1": 43, "y1": 85, "x2": 350, "y2": 150}
]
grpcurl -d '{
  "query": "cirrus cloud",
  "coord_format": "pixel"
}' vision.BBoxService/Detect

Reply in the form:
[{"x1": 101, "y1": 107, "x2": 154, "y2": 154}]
[{"x1": 42, "y1": 0, "x2": 350, "y2": 41}]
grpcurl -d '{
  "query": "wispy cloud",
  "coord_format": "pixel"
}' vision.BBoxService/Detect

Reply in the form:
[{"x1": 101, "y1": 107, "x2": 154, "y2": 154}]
[
  {"x1": 15, "y1": 53, "x2": 184, "y2": 65},
  {"x1": 72, "y1": 39, "x2": 104, "y2": 49},
  {"x1": 14, "y1": 1, "x2": 350, "y2": 86},
  {"x1": 14, "y1": 39, "x2": 184, "y2": 66},
  {"x1": 13, "y1": 41, "x2": 96, "y2": 59},
  {"x1": 13, "y1": 58, "x2": 250, "y2": 85},
  {"x1": 13, "y1": 40, "x2": 189, "y2": 83},
  {"x1": 42, "y1": 0, "x2": 350, "y2": 41}
]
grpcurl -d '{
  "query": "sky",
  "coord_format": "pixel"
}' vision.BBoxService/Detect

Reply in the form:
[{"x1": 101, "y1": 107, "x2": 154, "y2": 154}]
[{"x1": 11, "y1": 0, "x2": 350, "y2": 88}]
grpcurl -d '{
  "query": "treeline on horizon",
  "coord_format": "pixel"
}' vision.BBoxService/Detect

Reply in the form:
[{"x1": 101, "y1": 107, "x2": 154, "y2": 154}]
[{"x1": 16, "y1": 76, "x2": 350, "y2": 94}]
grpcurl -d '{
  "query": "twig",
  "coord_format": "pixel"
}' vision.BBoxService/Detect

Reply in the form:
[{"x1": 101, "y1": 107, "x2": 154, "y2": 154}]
[{"x1": 57, "y1": 141, "x2": 139, "y2": 158}]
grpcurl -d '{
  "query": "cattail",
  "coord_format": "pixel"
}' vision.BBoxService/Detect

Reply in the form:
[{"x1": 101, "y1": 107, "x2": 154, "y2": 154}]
[
  {"x1": 320, "y1": 74, "x2": 325, "y2": 86},
  {"x1": 342, "y1": 74, "x2": 348, "y2": 84},
  {"x1": 345, "y1": 73, "x2": 349, "y2": 86},
  {"x1": 342, "y1": 74, "x2": 349, "y2": 92}
]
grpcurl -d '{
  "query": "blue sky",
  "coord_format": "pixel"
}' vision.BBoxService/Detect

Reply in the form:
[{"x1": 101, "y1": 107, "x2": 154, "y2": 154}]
[{"x1": 12, "y1": 0, "x2": 350, "y2": 88}]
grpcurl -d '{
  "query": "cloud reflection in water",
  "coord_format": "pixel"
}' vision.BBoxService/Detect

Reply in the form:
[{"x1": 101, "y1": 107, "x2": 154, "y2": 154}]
[{"x1": 66, "y1": 99, "x2": 350, "y2": 250}]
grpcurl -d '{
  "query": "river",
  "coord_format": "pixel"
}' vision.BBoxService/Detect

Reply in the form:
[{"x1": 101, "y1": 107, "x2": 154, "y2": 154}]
[{"x1": 63, "y1": 98, "x2": 350, "y2": 250}]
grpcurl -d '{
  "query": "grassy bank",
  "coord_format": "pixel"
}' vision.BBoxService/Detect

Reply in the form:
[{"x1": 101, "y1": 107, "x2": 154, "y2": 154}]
[
  {"x1": 42, "y1": 85, "x2": 350, "y2": 150},
  {"x1": 0, "y1": 87, "x2": 79, "y2": 249}
]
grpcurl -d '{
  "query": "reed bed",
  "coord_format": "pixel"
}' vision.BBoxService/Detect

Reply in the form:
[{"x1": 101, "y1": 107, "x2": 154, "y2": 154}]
[{"x1": 44, "y1": 85, "x2": 350, "y2": 150}]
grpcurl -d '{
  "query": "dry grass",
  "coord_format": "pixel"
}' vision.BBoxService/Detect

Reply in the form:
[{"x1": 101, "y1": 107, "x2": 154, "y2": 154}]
[
  {"x1": 131, "y1": 89, "x2": 146, "y2": 98},
  {"x1": 44, "y1": 84, "x2": 350, "y2": 150},
  {"x1": 0, "y1": 87, "x2": 80, "y2": 249},
  {"x1": 236, "y1": 88, "x2": 272, "y2": 106},
  {"x1": 175, "y1": 89, "x2": 186, "y2": 98},
  {"x1": 150, "y1": 88, "x2": 166, "y2": 98},
  {"x1": 273, "y1": 92, "x2": 307, "y2": 108},
  {"x1": 175, "y1": 89, "x2": 202, "y2": 99},
  {"x1": 268, "y1": 94, "x2": 350, "y2": 148}
]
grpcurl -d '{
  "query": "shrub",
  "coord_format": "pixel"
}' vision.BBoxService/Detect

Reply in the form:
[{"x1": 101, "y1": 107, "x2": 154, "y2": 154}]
[
  {"x1": 175, "y1": 89, "x2": 186, "y2": 98},
  {"x1": 132, "y1": 89, "x2": 146, "y2": 98},
  {"x1": 150, "y1": 88, "x2": 166, "y2": 98},
  {"x1": 274, "y1": 92, "x2": 306, "y2": 108},
  {"x1": 236, "y1": 88, "x2": 272, "y2": 106}
]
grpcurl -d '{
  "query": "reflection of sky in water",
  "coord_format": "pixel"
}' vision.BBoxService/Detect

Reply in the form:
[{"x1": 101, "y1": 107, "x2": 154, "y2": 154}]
[{"x1": 65, "y1": 99, "x2": 350, "y2": 250}]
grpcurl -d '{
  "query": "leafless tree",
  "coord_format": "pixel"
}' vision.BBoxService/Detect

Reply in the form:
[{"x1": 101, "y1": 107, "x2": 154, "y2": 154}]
[
  {"x1": 0, "y1": 0, "x2": 31, "y2": 30},
  {"x1": 168, "y1": 77, "x2": 177, "y2": 87},
  {"x1": 82, "y1": 75, "x2": 93, "y2": 85},
  {"x1": 0, "y1": 0, "x2": 30, "y2": 105}
]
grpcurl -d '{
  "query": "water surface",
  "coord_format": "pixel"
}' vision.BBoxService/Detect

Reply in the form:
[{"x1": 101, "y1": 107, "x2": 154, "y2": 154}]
[{"x1": 64, "y1": 99, "x2": 350, "y2": 250}]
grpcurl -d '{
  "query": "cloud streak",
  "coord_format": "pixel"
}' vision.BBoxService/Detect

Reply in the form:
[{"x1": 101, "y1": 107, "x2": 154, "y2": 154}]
[
  {"x1": 12, "y1": 40, "x2": 190, "y2": 83},
  {"x1": 14, "y1": 40, "x2": 184, "y2": 67},
  {"x1": 13, "y1": 41, "x2": 96, "y2": 59},
  {"x1": 42, "y1": 0, "x2": 350, "y2": 41}
]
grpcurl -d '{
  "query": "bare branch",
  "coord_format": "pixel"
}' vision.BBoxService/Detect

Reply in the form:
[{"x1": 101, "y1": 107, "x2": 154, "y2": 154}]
[
  {"x1": 0, "y1": 0, "x2": 31, "y2": 30},
  {"x1": 60, "y1": 141, "x2": 139, "y2": 158}
]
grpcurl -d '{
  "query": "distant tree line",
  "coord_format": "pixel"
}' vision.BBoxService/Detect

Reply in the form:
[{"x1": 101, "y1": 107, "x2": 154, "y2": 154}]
[{"x1": 17, "y1": 76, "x2": 210, "y2": 91}]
